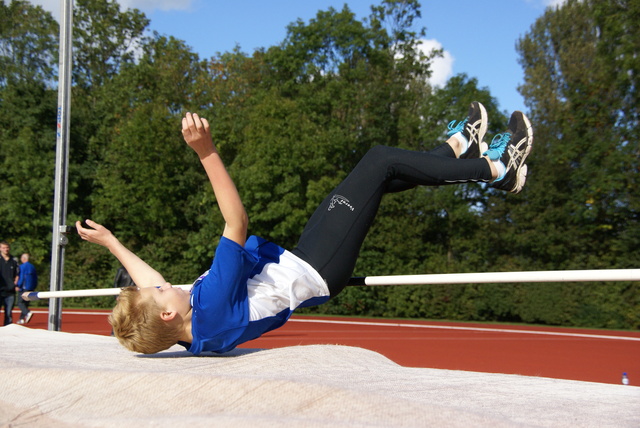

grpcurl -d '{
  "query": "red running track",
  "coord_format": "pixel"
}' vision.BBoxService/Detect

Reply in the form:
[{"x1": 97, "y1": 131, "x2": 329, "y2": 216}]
[{"x1": 10, "y1": 309, "x2": 640, "y2": 386}]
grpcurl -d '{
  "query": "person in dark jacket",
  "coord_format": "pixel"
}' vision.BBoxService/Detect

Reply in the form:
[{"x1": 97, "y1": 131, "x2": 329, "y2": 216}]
[{"x1": 0, "y1": 241, "x2": 20, "y2": 326}]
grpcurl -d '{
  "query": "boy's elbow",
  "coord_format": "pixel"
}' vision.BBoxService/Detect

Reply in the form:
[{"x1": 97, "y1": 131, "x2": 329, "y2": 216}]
[
  {"x1": 239, "y1": 211, "x2": 249, "y2": 233},
  {"x1": 223, "y1": 212, "x2": 249, "y2": 246},
  {"x1": 231, "y1": 210, "x2": 249, "y2": 233}
]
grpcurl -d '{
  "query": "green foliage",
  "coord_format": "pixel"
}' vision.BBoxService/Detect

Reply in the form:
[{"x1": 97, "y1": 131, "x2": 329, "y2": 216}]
[
  {"x1": 479, "y1": 0, "x2": 639, "y2": 328},
  {"x1": 0, "y1": 80, "x2": 57, "y2": 269},
  {"x1": 514, "y1": 0, "x2": 639, "y2": 271},
  {"x1": 72, "y1": 0, "x2": 149, "y2": 88},
  {"x1": 0, "y1": 0, "x2": 637, "y2": 328},
  {"x1": 0, "y1": 0, "x2": 58, "y2": 86}
]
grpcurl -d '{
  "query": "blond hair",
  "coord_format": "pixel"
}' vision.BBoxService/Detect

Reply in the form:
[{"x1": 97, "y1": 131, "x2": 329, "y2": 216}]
[{"x1": 109, "y1": 286, "x2": 183, "y2": 354}]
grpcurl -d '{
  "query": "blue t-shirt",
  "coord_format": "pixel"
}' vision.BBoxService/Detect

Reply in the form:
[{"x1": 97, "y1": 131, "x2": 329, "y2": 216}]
[
  {"x1": 187, "y1": 236, "x2": 329, "y2": 355},
  {"x1": 18, "y1": 262, "x2": 37, "y2": 291}
]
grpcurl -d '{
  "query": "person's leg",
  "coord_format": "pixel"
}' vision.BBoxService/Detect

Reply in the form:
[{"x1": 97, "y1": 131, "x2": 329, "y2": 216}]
[
  {"x1": 293, "y1": 108, "x2": 533, "y2": 296},
  {"x1": 0, "y1": 296, "x2": 5, "y2": 325},
  {"x1": 292, "y1": 145, "x2": 493, "y2": 297},
  {"x1": 17, "y1": 295, "x2": 29, "y2": 321},
  {"x1": 387, "y1": 101, "x2": 488, "y2": 192},
  {"x1": 23, "y1": 299, "x2": 32, "y2": 323},
  {"x1": 3, "y1": 294, "x2": 14, "y2": 325},
  {"x1": 386, "y1": 143, "x2": 452, "y2": 193}
]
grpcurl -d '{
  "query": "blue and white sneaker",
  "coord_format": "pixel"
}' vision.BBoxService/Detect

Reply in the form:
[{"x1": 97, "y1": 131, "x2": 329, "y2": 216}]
[
  {"x1": 484, "y1": 111, "x2": 533, "y2": 194},
  {"x1": 447, "y1": 101, "x2": 488, "y2": 159}
]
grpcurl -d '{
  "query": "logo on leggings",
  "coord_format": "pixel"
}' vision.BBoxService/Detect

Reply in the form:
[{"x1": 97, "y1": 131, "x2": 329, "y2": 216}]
[{"x1": 328, "y1": 194, "x2": 355, "y2": 212}]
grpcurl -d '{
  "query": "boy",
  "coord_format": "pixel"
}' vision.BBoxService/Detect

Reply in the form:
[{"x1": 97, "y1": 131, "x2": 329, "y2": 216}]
[{"x1": 76, "y1": 103, "x2": 533, "y2": 354}]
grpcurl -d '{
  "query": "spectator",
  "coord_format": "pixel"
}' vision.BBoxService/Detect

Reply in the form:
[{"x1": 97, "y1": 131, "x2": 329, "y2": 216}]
[
  {"x1": 17, "y1": 253, "x2": 37, "y2": 324},
  {"x1": 0, "y1": 241, "x2": 20, "y2": 326}
]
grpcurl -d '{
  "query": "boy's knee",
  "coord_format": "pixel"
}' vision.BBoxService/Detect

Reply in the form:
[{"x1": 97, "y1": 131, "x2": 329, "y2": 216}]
[
  {"x1": 366, "y1": 145, "x2": 389, "y2": 157},
  {"x1": 362, "y1": 145, "x2": 394, "y2": 165}
]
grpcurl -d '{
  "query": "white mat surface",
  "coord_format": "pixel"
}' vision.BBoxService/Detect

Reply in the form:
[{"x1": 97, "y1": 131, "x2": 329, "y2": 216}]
[{"x1": 1, "y1": 324, "x2": 638, "y2": 427}]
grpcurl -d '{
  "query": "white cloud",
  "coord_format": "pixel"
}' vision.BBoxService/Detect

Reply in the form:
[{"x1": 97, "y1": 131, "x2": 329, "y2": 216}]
[
  {"x1": 525, "y1": 0, "x2": 570, "y2": 8},
  {"x1": 544, "y1": 0, "x2": 569, "y2": 7},
  {"x1": 416, "y1": 39, "x2": 454, "y2": 88},
  {"x1": 117, "y1": 0, "x2": 193, "y2": 12}
]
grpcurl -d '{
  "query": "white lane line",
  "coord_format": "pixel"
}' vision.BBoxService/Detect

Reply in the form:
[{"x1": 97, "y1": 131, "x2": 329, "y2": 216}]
[{"x1": 289, "y1": 318, "x2": 640, "y2": 342}]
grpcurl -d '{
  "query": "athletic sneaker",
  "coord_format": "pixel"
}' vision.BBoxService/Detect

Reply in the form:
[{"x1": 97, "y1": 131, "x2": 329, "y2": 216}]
[
  {"x1": 447, "y1": 101, "x2": 488, "y2": 159},
  {"x1": 25, "y1": 311, "x2": 33, "y2": 324},
  {"x1": 483, "y1": 111, "x2": 533, "y2": 194}
]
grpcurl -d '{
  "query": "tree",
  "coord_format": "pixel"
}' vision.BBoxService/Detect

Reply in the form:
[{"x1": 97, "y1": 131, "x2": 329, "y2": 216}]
[
  {"x1": 0, "y1": 1, "x2": 58, "y2": 268},
  {"x1": 72, "y1": 0, "x2": 149, "y2": 89},
  {"x1": 0, "y1": 0, "x2": 57, "y2": 87},
  {"x1": 515, "y1": 0, "x2": 639, "y2": 269},
  {"x1": 235, "y1": 1, "x2": 432, "y2": 245},
  {"x1": 500, "y1": 0, "x2": 640, "y2": 328}
]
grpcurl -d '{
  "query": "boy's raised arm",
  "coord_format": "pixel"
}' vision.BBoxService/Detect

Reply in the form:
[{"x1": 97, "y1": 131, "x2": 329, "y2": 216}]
[
  {"x1": 76, "y1": 219, "x2": 167, "y2": 288},
  {"x1": 182, "y1": 113, "x2": 248, "y2": 246}
]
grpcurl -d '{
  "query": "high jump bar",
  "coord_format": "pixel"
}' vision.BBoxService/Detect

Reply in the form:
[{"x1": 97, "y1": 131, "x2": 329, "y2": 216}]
[
  {"x1": 22, "y1": 269, "x2": 639, "y2": 300},
  {"x1": 348, "y1": 269, "x2": 640, "y2": 286},
  {"x1": 22, "y1": 284, "x2": 192, "y2": 301}
]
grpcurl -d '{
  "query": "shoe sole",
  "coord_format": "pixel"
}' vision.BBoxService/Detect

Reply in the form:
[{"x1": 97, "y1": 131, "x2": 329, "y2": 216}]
[
  {"x1": 476, "y1": 103, "x2": 488, "y2": 158},
  {"x1": 461, "y1": 102, "x2": 487, "y2": 159},
  {"x1": 511, "y1": 112, "x2": 534, "y2": 193}
]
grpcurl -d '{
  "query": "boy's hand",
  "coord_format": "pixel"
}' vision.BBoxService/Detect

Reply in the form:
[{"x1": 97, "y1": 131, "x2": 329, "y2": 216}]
[
  {"x1": 76, "y1": 219, "x2": 116, "y2": 248},
  {"x1": 182, "y1": 112, "x2": 215, "y2": 159}
]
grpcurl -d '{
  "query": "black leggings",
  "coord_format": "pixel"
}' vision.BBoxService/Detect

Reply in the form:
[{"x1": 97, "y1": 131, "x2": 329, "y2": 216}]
[{"x1": 291, "y1": 144, "x2": 492, "y2": 297}]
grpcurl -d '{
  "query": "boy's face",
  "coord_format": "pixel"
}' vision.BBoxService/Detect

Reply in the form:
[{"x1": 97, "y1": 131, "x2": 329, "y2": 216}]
[
  {"x1": 139, "y1": 283, "x2": 191, "y2": 320},
  {"x1": 0, "y1": 244, "x2": 9, "y2": 257}
]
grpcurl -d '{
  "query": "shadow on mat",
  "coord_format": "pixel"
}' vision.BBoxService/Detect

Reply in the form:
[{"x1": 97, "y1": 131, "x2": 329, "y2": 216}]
[{"x1": 135, "y1": 347, "x2": 264, "y2": 359}]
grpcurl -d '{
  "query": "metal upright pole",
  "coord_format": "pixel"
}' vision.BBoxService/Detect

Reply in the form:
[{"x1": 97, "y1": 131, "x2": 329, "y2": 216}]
[{"x1": 49, "y1": 0, "x2": 74, "y2": 331}]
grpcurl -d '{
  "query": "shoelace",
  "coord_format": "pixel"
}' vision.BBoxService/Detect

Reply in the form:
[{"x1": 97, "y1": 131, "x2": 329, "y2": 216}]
[
  {"x1": 446, "y1": 119, "x2": 467, "y2": 137},
  {"x1": 483, "y1": 133, "x2": 511, "y2": 161}
]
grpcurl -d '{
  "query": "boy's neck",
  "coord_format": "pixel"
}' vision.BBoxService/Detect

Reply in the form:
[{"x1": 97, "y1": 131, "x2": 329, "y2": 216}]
[{"x1": 179, "y1": 312, "x2": 193, "y2": 343}]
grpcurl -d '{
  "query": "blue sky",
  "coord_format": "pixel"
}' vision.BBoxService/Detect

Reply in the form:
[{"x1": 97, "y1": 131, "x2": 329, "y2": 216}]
[{"x1": 33, "y1": 0, "x2": 565, "y2": 114}]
